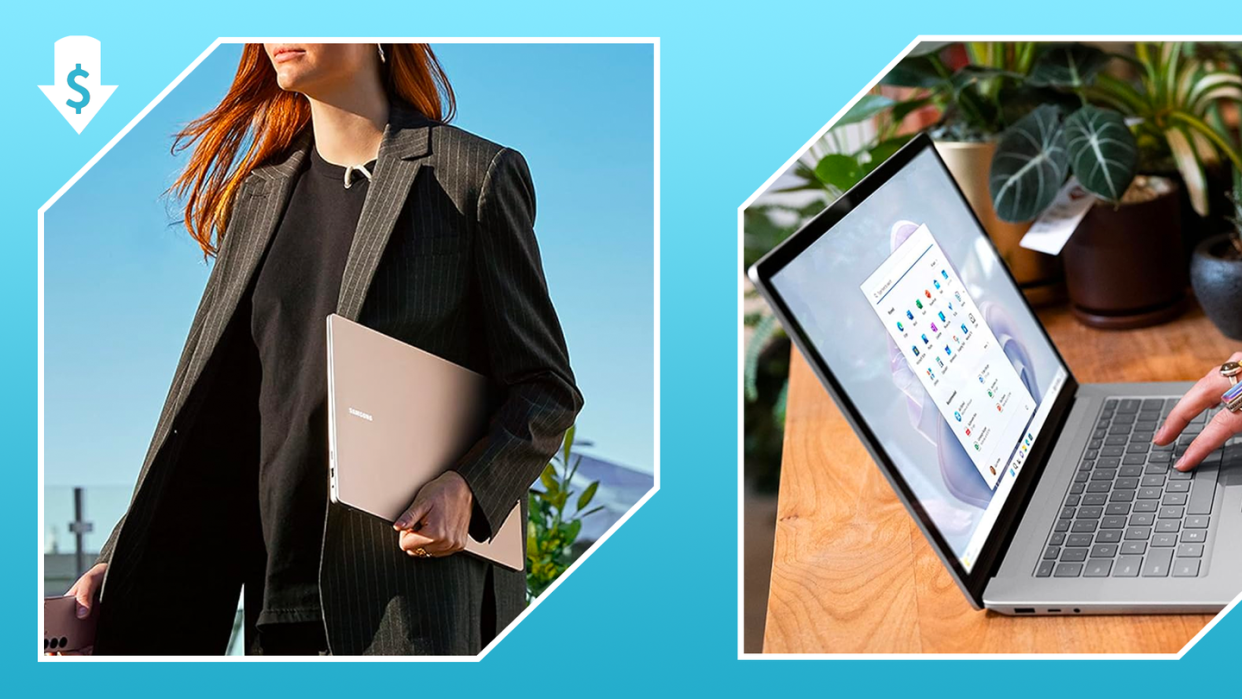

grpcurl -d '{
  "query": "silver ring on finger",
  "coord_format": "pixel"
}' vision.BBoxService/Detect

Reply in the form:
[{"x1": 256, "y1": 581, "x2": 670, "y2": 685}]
[{"x1": 1221, "y1": 361, "x2": 1242, "y2": 412}]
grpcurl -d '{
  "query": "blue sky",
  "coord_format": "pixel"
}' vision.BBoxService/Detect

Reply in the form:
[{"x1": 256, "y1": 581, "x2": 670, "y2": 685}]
[{"x1": 44, "y1": 42, "x2": 655, "y2": 494}]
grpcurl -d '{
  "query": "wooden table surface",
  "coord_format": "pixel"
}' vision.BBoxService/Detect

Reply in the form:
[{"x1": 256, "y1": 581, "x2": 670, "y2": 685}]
[{"x1": 764, "y1": 302, "x2": 1235, "y2": 654}]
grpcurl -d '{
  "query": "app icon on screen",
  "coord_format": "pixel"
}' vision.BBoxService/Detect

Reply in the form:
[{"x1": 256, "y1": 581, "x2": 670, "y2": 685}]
[
  {"x1": 935, "y1": 356, "x2": 944, "y2": 368},
  {"x1": 952, "y1": 335, "x2": 959, "y2": 343},
  {"x1": 930, "y1": 322, "x2": 938, "y2": 332},
  {"x1": 921, "y1": 333, "x2": 929, "y2": 344},
  {"x1": 926, "y1": 368, "x2": 935, "y2": 380},
  {"x1": 996, "y1": 403, "x2": 1003, "y2": 412},
  {"x1": 965, "y1": 427, "x2": 971, "y2": 436},
  {"x1": 906, "y1": 310, "x2": 914, "y2": 320},
  {"x1": 897, "y1": 321, "x2": 904, "y2": 332},
  {"x1": 912, "y1": 346, "x2": 920, "y2": 356},
  {"x1": 941, "y1": 269, "x2": 948, "y2": 280},
  {"x1": 916, "y1": 299, "x2": 923, "y2": 309},
  {"x1": 954, "y1": 411, "x2": 962, "y2": 421},
  {"x1": 944, "y1": 345, "x2": 952, "y2": 355},
  {"x1": 925, "y1": 290, "x2": 932, "y2": 299},
  {"x1": 933, "y1": 280, "x2": 941, "y2": 290},
  {"x1": 978, "y1": 375, "x2": 984, "y2": 383},
  {"x1": 947, "y1": 302, "x2": 954, "y2": 311},
  {"x1": 961, "y1": 323, "x2": 968, "y2": 334},
  {"x1": 938, "y1": 311, "x2": 946, "y2": 322},
  {"x1": 955, "y1": 291, "x2": 963, "y2": 303}
]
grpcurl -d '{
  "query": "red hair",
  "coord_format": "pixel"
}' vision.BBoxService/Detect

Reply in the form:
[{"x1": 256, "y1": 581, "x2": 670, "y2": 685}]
[{"x1": 170, "y1": 43, "x2": 455, "y2": 257}]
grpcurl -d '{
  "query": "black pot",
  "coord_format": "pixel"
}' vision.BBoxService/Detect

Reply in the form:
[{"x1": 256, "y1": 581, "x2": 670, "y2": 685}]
[
  {"x1": 1191, "y1": 234, "x2": 1242, "y2": 341},
  {"x1": 1062, "y1": 179, "x2": 1186, "y2": 329}
]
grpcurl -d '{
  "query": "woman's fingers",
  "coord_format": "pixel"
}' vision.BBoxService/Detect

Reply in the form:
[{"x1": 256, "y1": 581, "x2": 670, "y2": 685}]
[
  {"x1": 1175, "y1": 408, "x2": 1242, "y2": 471},
  {"x1": 1155, "y1": 360, "x2": 1237, "y2": 445},
  {"x1": 396, "y1": 520, "x2": 465, "y2": 557}
]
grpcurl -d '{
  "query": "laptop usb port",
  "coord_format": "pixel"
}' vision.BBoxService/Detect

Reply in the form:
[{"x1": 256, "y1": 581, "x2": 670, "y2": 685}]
[{"x1": 1015, "y1": 608, "x2": 1036, "y2": 614}]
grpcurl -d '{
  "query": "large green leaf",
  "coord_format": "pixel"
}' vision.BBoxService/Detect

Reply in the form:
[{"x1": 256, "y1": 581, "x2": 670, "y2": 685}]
[
  {"x1": 1028, "y1": 44, "x2": 1110, "y2": 89},
  {"x1": 908, "y1": 41, "x2": 953, "y2": 58},
  {"x1": 814, "y1": 153, "x2": 864, "y2": 192},
  {"x1": 1064, "y1": 106, "x2": 1138, "y2": 202},
  {"x1": 838, "y1": 94, "x2": 895, "y2": 126},
  {"x1": 881, "y1": 55, "x2": 946, "y2": 89},
  {"x1": 989, "y1": 105, "x2": 1071, "y2": 222}
]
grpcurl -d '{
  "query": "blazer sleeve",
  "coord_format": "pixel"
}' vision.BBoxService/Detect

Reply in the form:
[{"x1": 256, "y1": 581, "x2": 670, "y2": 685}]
[{"x1": 451, "y1": 147, "x2": 584, "y2": 539}]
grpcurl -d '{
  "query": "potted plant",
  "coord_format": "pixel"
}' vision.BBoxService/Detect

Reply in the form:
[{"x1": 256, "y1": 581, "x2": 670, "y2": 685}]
[
  {"x1": 882, "y1": 42, "x2": 1084, "y2": 305},
  {"x1": 1191, "y1": 166, "x2": 1242, "y2": 339},
  {"x1": 988, "y1": 42, "x2": 1242, "y2": 328}
]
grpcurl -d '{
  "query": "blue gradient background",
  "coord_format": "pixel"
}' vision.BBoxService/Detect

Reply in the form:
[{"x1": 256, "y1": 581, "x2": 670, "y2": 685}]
[{"x1": 9, "y1": 0, "x2": 1242, "y2": 687}]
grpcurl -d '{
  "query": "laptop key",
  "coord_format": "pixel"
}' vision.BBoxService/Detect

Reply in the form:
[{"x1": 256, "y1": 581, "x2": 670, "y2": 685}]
[
  {"x1": 1060, "y1": 506, "x2": 1076, "y2": 519},
  {"x1": 1121, "y1": 541, "x2": 1147, "y2": 555},
  {"x1": 1084, "y1": 559, "x2": 1113, "y2": 577},
  {"x1": 1152, "y1": 533, "x2": 1177, "y2": 547},
  {"x1": 1105, "y1": 503, "x2": 1130, "y2": 515},
  {"x1": 1096, "y1": 530, "x2": 1123, "y2": 543},
  {"x1": 1087, "y1": 482, "x2": 1110, "y2": 493},
  {"x1": 1178, "y1": 543, "x2": 1204, "y2": 558},
  {"x1": 1119, "y1": 466, "x2": 1143, "y2": 477},
  {"x1": 1055, "y1": 520, "x2": 1071, "y2": 532},
  {"x1": 1138, "y1": 487, "x2": 1162, "y2": 499},
  {"x1": 1035, "y1": 560, "x2": 1055, "y2": 577},
  {"x1": 1101, "y1": 516, "x2": 1126, "y2": 529},
  {"x1": 1159, "y1": 506, "x2": 1183, "y2": 519},
  {"x1": 1083, "y1": 494, "x2": 1108, "y2": 506},
  {"x1": 1105, "y1": 435, "x2": 1128, "y2": 446},
  {"x1": 1141, "y1": 475, "x2": 1165, "y2": 487},
  {"x1": 1187, "y1": 461, "x2": 1219, "y2": 515},
  {"x1": 1155, "y1": 520, "x2": 1181, "y2": 533},
  {"x1": 1132, "y1": 500, "x2": 1159, "y2": 513},
  {"x1": 1066, "y1": 534, "x2": 1093, "y2": 547},
  {"x1": 1091, "y1": 469, "x2": 1117, "y2": 481},
  {"x1": 1050, "y1": 532, "x2": 1066, "y2": 546},
  {"x1": 1129, "y1": 513, "x2": 1155, "y2": 526},
  {"x1": 1142, "y1": 398, "x2": 1164, "y2": 411},
  {"x1": 1142, "y1": 548, "x2": 1174, "y2": 577},
  {"x1": 1122, "y1": 455, "x2": 1147, "y2": 465},
  {"x1": 1044, "y1": 546, "x2": 1061, "y2": 559},
  {"x1": 1166, "y1": 480, "x2": 1190, "y2": 493},
  {"x1": 1072, "y1": 520, "x2": 1097, "y2": 533},
  {"x1": 1168, "y1": 469, "x2": 1191, "y2": 480},
  {"x1": 1181, "y1": 530, "x2": 1207, "y2": 543},
  {"x1": 1162, "y1": 492, "x2": 1188, "y2": 506},
  {"x1": 1070, "y1": 483, "x2": 1086, "y2": 495},
  {"x1": 1061, "y1": 549, "x2": 1088, "y2": 562},
  {"x1": 1124, "y1": 527, "x2": 1152, "y2": 540},
  {"x1": 1110, "y1": 491, "x2": 1135, "y2": 502},
  {"x1": 1055, "y1": 562, "x2": 1084, "y2": 577},
  {"x1": 1173, "y1": 559, "x2": 1201, "y2": 577},
  {"x1": 1115, "y1": 477, "x2": 1140, "y2": 490},
  {"x1": 1091, "y1": 544, "x2": 1119, "y2": 557},
  {"x1": 1077, "y1": 506, "x2": 1103, "y2": 519},
  {"x1": 1185, "y1": 516, "x2": 1209, "y2": 529},
  {"x1": 1113, "y1": 556, "x2": 1142, "y2": 577}
]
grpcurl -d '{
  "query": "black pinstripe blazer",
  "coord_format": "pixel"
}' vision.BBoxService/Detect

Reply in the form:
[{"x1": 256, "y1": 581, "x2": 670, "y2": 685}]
[{"x1": 92, "y1": 102, "x2": 583, "y2": 655}]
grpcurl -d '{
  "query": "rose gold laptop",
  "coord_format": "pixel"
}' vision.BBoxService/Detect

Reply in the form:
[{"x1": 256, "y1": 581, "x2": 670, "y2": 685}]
[{"x1": 326, "y1": 314, "x2": 524, "y2": 571}]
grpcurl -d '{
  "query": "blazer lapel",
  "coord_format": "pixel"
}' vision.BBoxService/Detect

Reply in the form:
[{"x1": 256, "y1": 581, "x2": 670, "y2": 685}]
[
  {"x1": 336, "y1": 105, "x2": 431, "y2": 320},
  {"x1": 170, "y1": 133, "x2": 311, "y2": 425}
]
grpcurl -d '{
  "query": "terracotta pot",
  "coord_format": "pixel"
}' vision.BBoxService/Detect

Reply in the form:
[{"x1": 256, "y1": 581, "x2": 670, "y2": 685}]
[
  {"x1": 934, "y1": 139, "x2": 1064, "y2": 306},
  {"x1": 1191, "y1": 234, "x2": 1242, "y2": 341},
  {"x1": 1062, "y1": 177, "x2": 1186, "y2": 329}
]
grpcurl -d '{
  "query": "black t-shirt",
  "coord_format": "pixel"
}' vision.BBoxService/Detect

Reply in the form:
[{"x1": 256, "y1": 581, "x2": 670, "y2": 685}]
[{"x1": 250, "y1": 146, "x2": 375, "y2": 626}]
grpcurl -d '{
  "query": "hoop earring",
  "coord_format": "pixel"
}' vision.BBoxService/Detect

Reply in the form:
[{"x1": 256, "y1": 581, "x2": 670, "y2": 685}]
[{"x1": 377, "y1": 43, "x2": 386, "y2": 63}]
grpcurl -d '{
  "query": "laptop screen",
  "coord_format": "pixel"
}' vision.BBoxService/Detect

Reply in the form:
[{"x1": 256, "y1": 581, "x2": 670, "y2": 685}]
[{"x1": 769, "y1": 146, "x2": 1070, "y2": 572}]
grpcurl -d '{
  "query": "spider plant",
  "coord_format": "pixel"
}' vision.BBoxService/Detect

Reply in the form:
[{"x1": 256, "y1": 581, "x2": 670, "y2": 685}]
[
  {"x1": 1229, "y1": 166, "x2": 1242, "y2": 255},
  {"x1": 1088, "y1": 42, "x2": 1242, "y2": 216}
]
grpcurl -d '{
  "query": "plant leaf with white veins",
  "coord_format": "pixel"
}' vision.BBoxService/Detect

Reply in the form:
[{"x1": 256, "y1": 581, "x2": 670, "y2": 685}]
[
  {"x1": 1064, "y1": 105, "x2": 1138, "y2": 202},
  {"x1": 990, "y1": 105, "x2": 1070, "y2": 222}
]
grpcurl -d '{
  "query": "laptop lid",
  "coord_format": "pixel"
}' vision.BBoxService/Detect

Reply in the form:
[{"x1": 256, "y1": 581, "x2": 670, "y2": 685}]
[
  {"x1": 748, "y1": 133, "x2": 1078, "y2": 608},
  {"x1": 326, "y1": 314, "x2": 524, "y2": 572}
]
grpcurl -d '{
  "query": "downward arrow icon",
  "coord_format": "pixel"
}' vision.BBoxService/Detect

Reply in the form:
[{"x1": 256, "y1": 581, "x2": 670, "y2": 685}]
[{"x1": 38, "y1": 36, "x2": 117, "y2": 134}]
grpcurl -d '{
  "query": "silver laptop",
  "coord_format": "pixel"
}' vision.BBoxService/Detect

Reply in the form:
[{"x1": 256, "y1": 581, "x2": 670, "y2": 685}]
[
  {"x1": 326, "y1": 314, "x2": 524, "y2": 571},
  {"x1": 748, "y1": 134, "x2": 1241, "y2": 614}
]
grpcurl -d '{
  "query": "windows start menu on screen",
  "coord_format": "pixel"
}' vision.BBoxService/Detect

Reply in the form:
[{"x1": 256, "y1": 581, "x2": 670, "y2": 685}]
[{"x1": 861, "y1": 224, "x2": 1035, "y2": 490}]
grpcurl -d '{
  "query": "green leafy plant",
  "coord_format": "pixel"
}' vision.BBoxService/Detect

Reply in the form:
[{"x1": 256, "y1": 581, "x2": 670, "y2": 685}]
[
  {"x1": 987, "y1": 45, "x2": 1142, "y2": 222},
  {"x1": 1228, "y1": 166, "x2": 1242, "y2": 255},
  {"x1": 1088, "y1": 42, "x2": 1242, "y2": 216},
  {"x1": 526, "y1": 426, "x2": 602, "y2": 600}
]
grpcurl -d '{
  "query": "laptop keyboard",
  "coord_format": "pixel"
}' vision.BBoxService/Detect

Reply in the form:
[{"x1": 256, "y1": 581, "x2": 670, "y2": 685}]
[{"x1": 1034, "y1": 397, "x2": 1221, "y2": 579}]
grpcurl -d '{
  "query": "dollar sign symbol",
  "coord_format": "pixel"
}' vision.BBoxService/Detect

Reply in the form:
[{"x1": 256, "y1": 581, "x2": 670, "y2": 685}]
[{"x1": 66, "y1": 63, "x2": 91, "y2": 115}]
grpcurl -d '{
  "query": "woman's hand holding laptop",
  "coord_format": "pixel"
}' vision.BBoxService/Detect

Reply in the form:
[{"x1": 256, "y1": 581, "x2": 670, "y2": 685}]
[
  {"x1": 1155, "y1": 351, "x2": 1242, "y2": 472},
  {"x1": 393, "y1": 471, "x2": 475, "y2": 559}
]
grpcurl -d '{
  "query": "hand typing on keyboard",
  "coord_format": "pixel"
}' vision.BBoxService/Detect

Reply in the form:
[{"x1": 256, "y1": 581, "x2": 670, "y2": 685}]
[{"x1": 1154, "y1": 352, "x2": 1242, "y2": 472}]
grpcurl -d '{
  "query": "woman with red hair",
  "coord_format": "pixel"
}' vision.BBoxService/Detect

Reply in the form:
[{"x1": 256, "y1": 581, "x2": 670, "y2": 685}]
[{"x1": 62, "y1": 43, "x2": 582, "y2": 656}]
